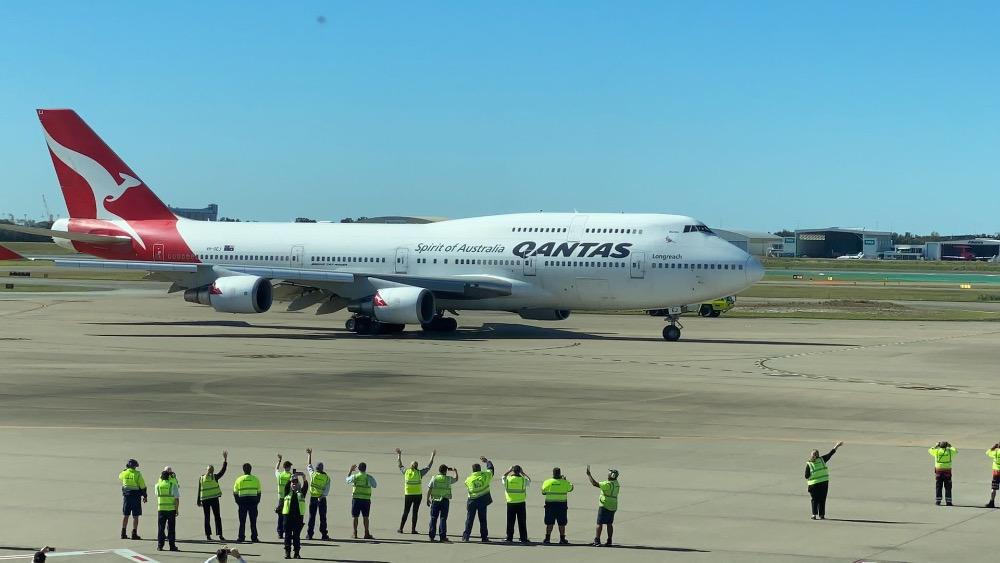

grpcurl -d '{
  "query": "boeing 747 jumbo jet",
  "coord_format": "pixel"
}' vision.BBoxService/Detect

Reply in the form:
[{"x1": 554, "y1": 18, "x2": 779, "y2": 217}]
[{"x1": 2, "y1": 109, "x2": 764, "y2": 341}]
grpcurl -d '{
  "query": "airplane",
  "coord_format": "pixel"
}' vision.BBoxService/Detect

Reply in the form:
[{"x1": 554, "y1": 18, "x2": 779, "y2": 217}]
[
  {"x1": 1, "y1": 109, "x2": 764, "y2": 341},
  {"x1": 835, "y1": 251, "x2": 864, "y2": 260}
]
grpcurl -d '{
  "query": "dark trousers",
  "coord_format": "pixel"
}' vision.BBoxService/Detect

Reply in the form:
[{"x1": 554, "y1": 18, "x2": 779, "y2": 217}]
[
  {"x1": 463, "y1": 496, "x2": 489, "y2": 540},
  {"x1": 429, "y1": 498, "x2": 450, "y2": 539},
  {"x1": 275, "y1": 497, "x2": 285, "y2": 536},
  {"x1": 308, "y1": 496, "x2": 328, "y2": 537},
  {"x1": 157, "y1": 510, "x2": 177, "y2": 548},
  {"x1": 201, "y1": 497, "x2": 223, "y2": 536},
  {"x1": 401, "y1": 494, "x2": 422, "y2": 530},
  {"x1": 506, "y1": 502, "x2": 528, "y2": 541},
  {"x1": 808, "y1": 481, "x2": 829, "y2": 517},
  {"x1": 283, "y1": 515, "x2": 303, "y2": 554},
  {"x1": 935, "y1": 470, "x2": 953, "y2": 502},
  {"x1": 236, "y1": 497, "x2": 260, "y2": 541}
]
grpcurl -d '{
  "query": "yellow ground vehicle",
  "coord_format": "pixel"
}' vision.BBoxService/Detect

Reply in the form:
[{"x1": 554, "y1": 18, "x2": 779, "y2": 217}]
[{"x1": 696, "y1": 296, "x2": 736, "y2": 317}]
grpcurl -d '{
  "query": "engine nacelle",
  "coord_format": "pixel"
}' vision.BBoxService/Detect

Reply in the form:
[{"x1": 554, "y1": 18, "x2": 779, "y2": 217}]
[
  {"x1": 184, "y1": 275, "x2": 273, "y2": 314},
  {"x1": 353, "y1": 286, "x2": 435, "y2": 325},
  {"x1": 518, "y1": 309, "x2": 571, "y2": 321}
]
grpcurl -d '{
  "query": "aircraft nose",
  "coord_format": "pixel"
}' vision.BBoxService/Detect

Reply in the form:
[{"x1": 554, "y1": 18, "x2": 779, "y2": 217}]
[{"x1": 745, "y1": 256, "x2": 764, "y2": 284}]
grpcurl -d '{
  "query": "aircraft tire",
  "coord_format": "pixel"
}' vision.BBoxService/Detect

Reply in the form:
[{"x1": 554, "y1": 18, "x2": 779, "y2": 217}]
[
  {"x1": 345, "y1": 318, "x2": 357, "y2": 332},
  {"x1": 662, "y1": 325, "x2": 681, "y2": 342},
  {"x1": 709, "y1": 310, "x2": 721, "y2": 318},
  {"x1": 699, "y1": 304, "x2": 713, "y2": 317}
]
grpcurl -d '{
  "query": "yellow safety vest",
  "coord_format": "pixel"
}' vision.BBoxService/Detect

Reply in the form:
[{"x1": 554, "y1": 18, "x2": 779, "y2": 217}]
[
  {"x1": 277, "y1": 470, "x2": 292, "y2": 495},
  {"x1": 988, "y1": 449, "x2": 1000, "y2": 471},
  {"x1": 465, "y1": 470, "x2": 492, "y2": 499},
  {"x1": 504, "y1": 475, "x2": 528, "y2": 504},
  {"x1": 807, "y1": 458, "x2": 829, "y2": 485},
  {"x1": 541, "y1": 478, "x2": 573, "y2": 502},
  {"x1": 404, "y1": 468, "x2": 423, "y2": 495},
  {"x1": 429, "y1": 474, "x2": 453, "y2": 501},
  {"x1": 352, "y1": 473, "x2": 372, "y2": 500},
  {"x1": 156, "y1": 479, "x2": 176, "y2": 512},
  {"x1": 310, "y1": 472, "x2": 330, "y2": 497},
  {"x1": 599, "y1": 480, "x2": 620, "y2": 511},
  {"x1": 929, "y1": 447, "x2": 956, "y2": 469},
  {"x1": 234, "y1": 474, "x2": 262, "y2": 497},
  {"x1": 200, "y1": 474, "x2": 221, "y2": 500},
  {"x1": 282, "y1": 493, "x2": 307, "y2": 515},
  {"x1": 119, "y1": 469, "x2": 144, "y2": 491}
]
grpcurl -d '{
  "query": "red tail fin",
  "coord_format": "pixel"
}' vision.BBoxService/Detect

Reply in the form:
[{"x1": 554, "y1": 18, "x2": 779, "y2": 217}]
[{"x1": 37, "y1": 109, "x2": 175, "y2": 222}]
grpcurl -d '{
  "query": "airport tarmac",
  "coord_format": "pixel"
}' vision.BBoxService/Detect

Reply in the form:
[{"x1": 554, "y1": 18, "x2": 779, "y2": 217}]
[{"x1": 2, "y1": 292, "x2": 1000, "y2": 562}]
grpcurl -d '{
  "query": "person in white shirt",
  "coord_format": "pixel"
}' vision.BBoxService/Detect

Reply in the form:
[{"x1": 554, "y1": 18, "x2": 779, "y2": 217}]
[
  {"x1": 203, "y1": 547, "x2": 246, "y2": 563},
  {"x1": 305, "y1": 448, "x2": 332, "y2": 541}
]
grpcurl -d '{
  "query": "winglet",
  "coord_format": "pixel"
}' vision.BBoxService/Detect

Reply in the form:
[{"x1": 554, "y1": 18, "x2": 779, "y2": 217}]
[{"x1": 0, "y1": 244, "x2": 25, "y2": 261}]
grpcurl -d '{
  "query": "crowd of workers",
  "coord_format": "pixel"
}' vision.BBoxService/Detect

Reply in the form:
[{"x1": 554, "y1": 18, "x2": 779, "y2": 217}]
[
  {"x1": 117, "y1": 449, "x2": 622, "y2": 559},
  {"x1": 803, "y1": 441, "x2": 1000, "y2": 519}
]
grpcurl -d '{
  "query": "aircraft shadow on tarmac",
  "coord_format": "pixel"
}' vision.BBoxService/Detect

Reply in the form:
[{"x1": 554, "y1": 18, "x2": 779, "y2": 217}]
[
  {"x1": 824, "y1": 518, "x2": 927, "y2": 524},
  {"x1": 86, "y1": 321, "x2": 852, "y2": 347}
]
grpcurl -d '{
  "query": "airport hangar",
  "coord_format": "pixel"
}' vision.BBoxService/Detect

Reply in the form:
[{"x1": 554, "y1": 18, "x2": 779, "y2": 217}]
[
  {"x1": 776, "y1": 227, "x2": 894, "y2": 259},
  {"x1": 713, "y1": 229, "x2": 782, "y2": 256}
]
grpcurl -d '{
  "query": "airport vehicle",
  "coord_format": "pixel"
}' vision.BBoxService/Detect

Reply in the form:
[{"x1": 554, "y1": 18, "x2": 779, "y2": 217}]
[
  {"x1": 2, "y1": 109, "x2": 764, "y2": 341},
  {"x1": 695, "y1": 296, "x2": 736, "y2": 317}
]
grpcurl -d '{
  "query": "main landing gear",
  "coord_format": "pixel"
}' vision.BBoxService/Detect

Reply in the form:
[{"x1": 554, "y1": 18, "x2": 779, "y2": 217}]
[
  {"x1": 421, "y1": 315, "x2": 458, "y2": 333},
  {"x1": 662, "y1": 314, "x2": 683, "y2": 342},
  {"x1": 345, "y1": 315, "x2": 404, "y2": 335}
]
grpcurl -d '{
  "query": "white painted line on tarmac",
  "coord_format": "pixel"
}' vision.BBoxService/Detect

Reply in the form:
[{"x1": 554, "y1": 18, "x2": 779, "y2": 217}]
[{"x1": 0, "y1": 549, "x2": 159, "y2": 562}]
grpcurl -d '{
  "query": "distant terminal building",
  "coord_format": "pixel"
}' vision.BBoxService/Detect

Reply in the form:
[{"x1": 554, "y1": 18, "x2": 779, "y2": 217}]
[
  {"x1": 925, "y1": 239, "x2": 1000, "y2": 261},
  {"x1": 793, "y1": 228, "x2": 893, "y2": 259},
  {"x1": 715, "y1": 229, "x2": 782, "y2": 256},
  {"x1": 354, "y1": 216, "x2": 446, "y2": 224},
  {"x1": 170, "y1": 203, "x2": 218, "y2": 221}
]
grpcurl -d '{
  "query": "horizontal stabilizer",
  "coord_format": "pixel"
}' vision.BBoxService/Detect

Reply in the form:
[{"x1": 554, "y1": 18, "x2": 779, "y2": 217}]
[
  {"x1": 0, "y1": 223, "x2": 132, "y2": 245},
  {"x1": 0, "y1": 244, "x2": 25, "y2": 261}
]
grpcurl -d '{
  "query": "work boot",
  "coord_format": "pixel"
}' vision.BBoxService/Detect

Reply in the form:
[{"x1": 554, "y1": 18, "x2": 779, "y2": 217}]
[
  {"x1": 307, "y1": 534, "x2": 314, "y2": 540},
  {"x1": 592, "y1": 539, "x2": 602, "y2": 547},
  {"x1": 605, "y1": 540, "x2": 613, "y2": 547},
  {"x1": 206, "y1": 535, "x2": 212, "y2": 541},
  {"x1": 364, "y1": 533, "x2": 375, "y2": 540},
  {"x1": 121, "y1": 529, "x2": 127, "y2": 540},
  {"x1": 411, "y1": 528, "x2": 419, "y2": 535},
  {"x1": 218, "y1": 535, "x2": 226, "y2": 541},
  {"x1": 440, "y1": 536, "x2": 451, "y2": 543},
  {"x1": 169, "y1": 546, "x2": 179, "y2": 552},
  {"x1": 131, "y1": 531, "x2": 141, "y2": 540},
  {"x1": 284, "y1": 551, "x2": 291, "y2": 559},
  {"x1": 543, "y1": 537, "x2": 551, "y2": 544},
  {"x1": 986, "y1": 501, "x2": 996, "y2": 508},
  {"x1": 294, "y1": 552, "x2": 301, "y2": 559},
  {"x1": 935, "y1": 500, "x2": 941, "y2": 506},
  {"x1": 947, "y1": 501, "x2": 953, "y2": 506},
  {"x1": 559, "y1": 538, "x2": 569, "y2": 545},
  {"x1": 321, "y1": 534, "x2": 331, "y2": 540},
  {"x1": 397, "y1": 527, "x2": 404, "y2": 534}
]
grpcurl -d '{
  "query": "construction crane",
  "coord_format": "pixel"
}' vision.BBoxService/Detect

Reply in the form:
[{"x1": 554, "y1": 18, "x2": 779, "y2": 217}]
[{"x1": 41, "y1": 194, "x2": 53, "y2": 223}]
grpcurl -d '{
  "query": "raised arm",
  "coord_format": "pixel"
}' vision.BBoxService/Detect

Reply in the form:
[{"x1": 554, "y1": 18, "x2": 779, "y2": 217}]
[
  {"x1": 395, "y1": 448, "x2": 403, "y2": 470},
  {"x1": 216, "y1": 450, "x2": 228, "y2": 480},
  {"x1": 586, "y1": 465, "x2": 600, "y2": 487},
  {"x1": 276, "y1": 453, "x2": 283, "y2": 472},
  {"x1": 450, "y1": 467, "x2": 460, "y2": 480},
  {"x1": 428, "y1": 449, "x2": 437, "y2": 469},
  {"x1": 307, "y1": 448, "x2": 313, "y2": 467}
]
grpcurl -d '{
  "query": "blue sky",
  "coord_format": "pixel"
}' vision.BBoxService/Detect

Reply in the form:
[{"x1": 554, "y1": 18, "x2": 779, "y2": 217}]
[{"x1": 1, "y1": 1, "x2": 997, "y2": 233}]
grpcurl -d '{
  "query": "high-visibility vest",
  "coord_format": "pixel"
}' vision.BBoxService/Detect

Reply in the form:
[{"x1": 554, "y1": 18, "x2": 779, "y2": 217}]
[
  {"x1": 429, "y1": 474, "x2": 452, "y2": 501},
  {"x1": 504, "y1": 475, "x2": 528, "y2": 503},
  {"x1": 200, "y1": 474, "x2": 221, "y2": 500},
  {"x1": 988, "y1": 449, "x2": 1000, "y2": 471},
  {"x1": 930, "y1": 447, "x2": 956, "y2": 469},
  {"x1": 465, "y1": 470, "x2": 492, "y2": 499},
  {"x1": 599, "y1": 480, "x2": 620, "y2": 511},
  {"x1": 282, "y1": 493, "x2": 306, "y2": 515},
  {"x1": 310, "y1": 472, "x2": 330, "y2": 497},
  {"x1": 404, "y1": 468, "x2": 423, "y2": 495},
  {"x1": 277, "y1": 470, "x2": 292, "y2": 495},
  {"x1": 352, "y1": 473, "x2": 372, "y2": 500},
  {"x1": 541, "y1": 478, "x2": 573, "y2": 502},
  {"x1": 234, "y1": 474, "x2": 262, "y2": 497},
  {"x1": 119, "y1": 469, "x2": 144, "y2": 491},
  {"x1": 807, "y1": 458, "x2": 830, "y2": 485},
  {"x1": 156, "y1": 479, "x2": 176, "y2": 512}
]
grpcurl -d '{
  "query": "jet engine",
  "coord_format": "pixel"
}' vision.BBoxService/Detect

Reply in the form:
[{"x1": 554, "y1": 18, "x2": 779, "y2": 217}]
[
  {"x1": 183, "y1": 275, "x2": 273, "y2": 314},
  {"x1": 517, "y1": 309, "x2": 571, "y2": 321},
  {"x1": 353, "y1": 286, "x2": 436, "y2": 325}
]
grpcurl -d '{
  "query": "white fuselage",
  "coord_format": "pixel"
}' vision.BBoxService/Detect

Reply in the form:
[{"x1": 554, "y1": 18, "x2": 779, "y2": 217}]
[{"x1": 162, "y1": 212, "x2": 762, "y2": 312}]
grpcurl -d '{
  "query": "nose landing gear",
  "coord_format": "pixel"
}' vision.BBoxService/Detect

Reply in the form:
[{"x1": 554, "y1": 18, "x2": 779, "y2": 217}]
[{"x1": 662, "y1": 314, "x2": 683, "y2": 342}]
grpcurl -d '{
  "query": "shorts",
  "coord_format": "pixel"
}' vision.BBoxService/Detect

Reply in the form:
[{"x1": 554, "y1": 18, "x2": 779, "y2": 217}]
[
  {"x1": 122, "y1": 493, "x2": 143, "y2": 517},
  {"x1": 351, "y1": 498, "x2": 371, "y2": 518},
  {"x1": 544, "y1": 502, "x2": 568, "y2": 526},
  {"x1": 596, "y1": 506, "x2": 616, "y2": 525},
  {"x1": 992, "y1": 471, "x2": 1000, "y2": 491}
]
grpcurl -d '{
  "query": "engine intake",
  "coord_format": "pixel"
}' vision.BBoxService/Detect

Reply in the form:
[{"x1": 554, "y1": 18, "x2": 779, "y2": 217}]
[
  {"x1": 517, "y1": 309, "x2": 571, "y2": 321},
  {"x1": 353, "y1": 286, "x2": 435, "y2": 325},
  {"x1": 184, "y1": 275, "x2": 273, "y2": 314}
]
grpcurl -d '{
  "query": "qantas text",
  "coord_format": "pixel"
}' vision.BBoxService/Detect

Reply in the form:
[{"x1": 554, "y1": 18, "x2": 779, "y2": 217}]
[{"x1": 512, "y1": 241, "x2": 632, "y2": 259}]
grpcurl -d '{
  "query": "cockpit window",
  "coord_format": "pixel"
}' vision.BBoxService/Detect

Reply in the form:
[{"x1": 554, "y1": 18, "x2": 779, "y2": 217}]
[{"x1": 683, "y1": 225, "x2": 715, "y2": 235}]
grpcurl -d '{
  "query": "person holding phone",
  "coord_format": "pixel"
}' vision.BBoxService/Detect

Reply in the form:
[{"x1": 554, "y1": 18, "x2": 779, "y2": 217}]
[{"x1": 282, "y1": 472, "x2": 309, "y2": 559}]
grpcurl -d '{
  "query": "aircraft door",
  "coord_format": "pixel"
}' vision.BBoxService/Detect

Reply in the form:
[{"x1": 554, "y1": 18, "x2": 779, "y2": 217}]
[
  {"x1": 568, "y1": 215, "x2": 588, "y2": 242},
  {"x1": 630, "y1": 251, "x2": 646, "y2": 279},
  {"x1": 523, "y1": 256, "x2": 536, "y2": 276},
  {"x1": 152, "y1": 243, "x2": 164, "y2": 262},
  {"x1": 395, "y1": 247, "x2": 409, "y2": 273},
  {"x1": 290, "y1": 245, "x2": 304, "y2": 267}
]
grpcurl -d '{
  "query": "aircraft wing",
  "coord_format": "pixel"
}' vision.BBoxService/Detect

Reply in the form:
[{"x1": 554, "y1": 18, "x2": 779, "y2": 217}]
[
  {"x1": 0, "y1": 223, "x2": 132, "y2": 245},
  {"x1": 49, "y1": 259, "x2": 513, "y2": 301},
  {"x1": 0, "y1": 244, "x2": 25, "y2": 261}
]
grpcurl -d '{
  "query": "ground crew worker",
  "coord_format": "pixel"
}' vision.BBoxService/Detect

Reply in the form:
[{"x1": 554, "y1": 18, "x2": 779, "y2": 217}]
[
  {"x1": 346, "y1": 462, "x2": 378, "y2": 539},
  {"x1": 930, "y1": 441, "x2": 957, "y2": 505},
  {"x1": 155, "y1": 469, "x2": 180, "y2": 552},
  {"x1": 305, "y1": 448, "x2": 332, "y2": 540},
  {"x1": 119, "y1": 459, "x2": 147, "y2": 540},
  {"x1": 395, "y1": 447, "x2": 436, "y2": 534},
  {"x1": 233, "y1": 463, "x2": 262, "y2": 543},
  {"x1": 282, "y1": 472, "x2": 308, "y2": 559},
  {"x1": 426, "y1": 464, "x2": 459, "y2": 542},
  {"x1": 32, "y1": 547, "x2": 54, "y2": 563},
  {"x1": 203, "y1": 546, "x2": 246, "y2": 563},
  {"x1": 197, "y1": 450, "x2": 228, "y2": 541},
  {"x1": 541, "y1": 467, "x2": 573, "y2": 544},
  {"x1": 804, "y1": 441, "x2": 843, "y2": 519},
  {"x1": 502, "y1": 465, "x2": 531, "y2": 543},
  {"x1": 987, "y1": 443, "x2": 1000, "y2": 508},
  {"x1": 586, "y1": 465, "x2": 620, "y2": 547},
  {"x1": 274, "y1": 455, "x2": 294, "y2": 538},
  {"x1": 462, "y1": 456, "x2": 495, "y2": 543}
]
